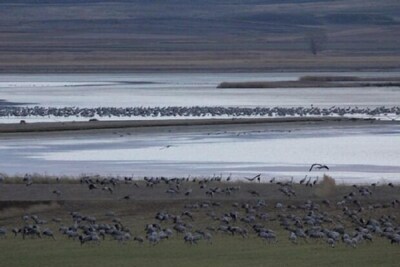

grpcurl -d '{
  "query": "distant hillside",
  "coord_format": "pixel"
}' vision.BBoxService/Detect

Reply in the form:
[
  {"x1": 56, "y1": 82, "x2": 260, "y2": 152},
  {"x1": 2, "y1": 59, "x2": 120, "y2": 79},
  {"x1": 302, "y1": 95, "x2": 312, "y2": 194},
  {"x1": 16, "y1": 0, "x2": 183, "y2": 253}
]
[{"x1": 0, "y1": 0, "x2": 399, "y2": 72}]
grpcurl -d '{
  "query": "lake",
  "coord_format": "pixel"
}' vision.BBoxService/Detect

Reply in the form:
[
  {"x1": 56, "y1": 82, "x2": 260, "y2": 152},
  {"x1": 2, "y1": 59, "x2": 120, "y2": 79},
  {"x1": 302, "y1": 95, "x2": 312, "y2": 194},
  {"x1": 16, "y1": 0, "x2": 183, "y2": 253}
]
[{"x1": 0, "y1": 72, "x2": 399, "y2": 183}]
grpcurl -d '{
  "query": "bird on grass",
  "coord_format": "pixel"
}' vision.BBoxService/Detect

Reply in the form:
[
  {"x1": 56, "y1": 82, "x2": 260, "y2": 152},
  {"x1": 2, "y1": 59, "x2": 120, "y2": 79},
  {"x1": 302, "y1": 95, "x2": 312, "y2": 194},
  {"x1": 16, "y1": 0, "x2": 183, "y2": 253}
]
[
  {"x1": 299, "y1": 175, "x2": 307, "y2": 184},
  {"x1": 185, "y1": 189, "x2": 193, "y2": 196},
  {"x1": 122, "y1": 195, "x2": 131, "y2": 200},
  {"x1": 248, "y1": 190, "x2": 260, "y2": 197},
  {"x1": 88, "y1": 184, "x2": 97, "y2": 190}
]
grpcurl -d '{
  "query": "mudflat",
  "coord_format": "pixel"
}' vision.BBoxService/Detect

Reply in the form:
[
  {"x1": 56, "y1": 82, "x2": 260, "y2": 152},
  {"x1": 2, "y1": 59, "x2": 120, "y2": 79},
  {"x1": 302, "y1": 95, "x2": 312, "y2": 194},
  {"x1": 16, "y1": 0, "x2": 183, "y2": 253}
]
[{"x1": 0, "y1": 117, "x2": 369, "y2": 134}]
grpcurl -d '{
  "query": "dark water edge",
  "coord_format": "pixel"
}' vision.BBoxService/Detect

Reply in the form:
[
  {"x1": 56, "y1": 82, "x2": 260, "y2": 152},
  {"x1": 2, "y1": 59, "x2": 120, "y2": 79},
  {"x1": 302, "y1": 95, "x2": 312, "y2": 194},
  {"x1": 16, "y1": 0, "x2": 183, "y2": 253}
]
[{"x1": 0, "y1": 100, "x2": 34, "y2": 107}]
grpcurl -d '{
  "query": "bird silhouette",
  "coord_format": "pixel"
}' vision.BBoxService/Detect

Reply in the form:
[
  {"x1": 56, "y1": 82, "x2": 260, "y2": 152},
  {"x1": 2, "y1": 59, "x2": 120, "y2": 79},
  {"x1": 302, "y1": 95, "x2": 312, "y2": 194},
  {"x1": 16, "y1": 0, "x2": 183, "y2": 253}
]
[
  {"x1": 309, "y1": 163, "x2": 329, "y2": 172},
  {"x1": 299, "y1": 175, "x2": 307, "y2": 184},
  {"x1": 160, "y1": 145, "x2": 174, "y2": 150},
  {"x1": 245, "y1": 174, "x2": 261, "y2": 182},
  {"x1": 122, "y1": 195, "x2": 131, "y2": 200},
  {"x1": 88, "y1": 184, "x2": 97, "y2": 190}
]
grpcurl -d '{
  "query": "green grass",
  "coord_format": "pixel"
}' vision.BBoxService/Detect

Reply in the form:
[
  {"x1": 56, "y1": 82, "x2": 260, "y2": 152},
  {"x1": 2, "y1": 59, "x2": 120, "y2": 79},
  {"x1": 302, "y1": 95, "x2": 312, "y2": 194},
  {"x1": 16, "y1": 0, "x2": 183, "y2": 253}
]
[
  {"x1": 1, "y1": 179, "x2": 400, "y2": 267},
  {"x1": 1, "y1": 236, "x2": 399, "y2": 267}
]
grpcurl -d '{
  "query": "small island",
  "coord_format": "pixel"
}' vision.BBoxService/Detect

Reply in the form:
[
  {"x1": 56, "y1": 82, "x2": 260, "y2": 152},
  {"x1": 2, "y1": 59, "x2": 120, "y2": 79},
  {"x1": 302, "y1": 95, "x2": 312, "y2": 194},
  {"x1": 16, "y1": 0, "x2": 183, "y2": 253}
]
[{"x1": 217, "y1": 76, "x2": 400, "y2": 89}]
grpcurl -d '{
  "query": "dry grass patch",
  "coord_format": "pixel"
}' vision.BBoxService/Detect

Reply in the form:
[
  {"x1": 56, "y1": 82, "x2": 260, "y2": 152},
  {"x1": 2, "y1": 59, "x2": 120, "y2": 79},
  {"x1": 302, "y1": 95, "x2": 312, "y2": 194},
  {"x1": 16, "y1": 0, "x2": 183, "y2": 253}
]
[{"x1": 314, "y1": 175, "x2": 337, "y2": 198}]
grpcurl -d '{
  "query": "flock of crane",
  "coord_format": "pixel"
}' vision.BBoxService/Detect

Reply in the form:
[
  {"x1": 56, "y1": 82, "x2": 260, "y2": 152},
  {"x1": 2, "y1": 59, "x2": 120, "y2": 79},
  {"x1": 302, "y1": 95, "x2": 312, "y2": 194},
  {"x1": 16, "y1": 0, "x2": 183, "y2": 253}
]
[
  {"x1": 0, "y1": 105, "x2": 399, "y2": 119},
  {"x1": 1, "y1": 166, "x2": 400, "y2": 249}
]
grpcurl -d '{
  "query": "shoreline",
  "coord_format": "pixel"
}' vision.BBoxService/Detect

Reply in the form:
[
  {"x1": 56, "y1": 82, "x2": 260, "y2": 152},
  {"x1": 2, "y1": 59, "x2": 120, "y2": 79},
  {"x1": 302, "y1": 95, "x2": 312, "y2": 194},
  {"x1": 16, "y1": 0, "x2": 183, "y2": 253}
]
[{"x1": 0, "y1": 117, "x2": 379, "y2": 134}]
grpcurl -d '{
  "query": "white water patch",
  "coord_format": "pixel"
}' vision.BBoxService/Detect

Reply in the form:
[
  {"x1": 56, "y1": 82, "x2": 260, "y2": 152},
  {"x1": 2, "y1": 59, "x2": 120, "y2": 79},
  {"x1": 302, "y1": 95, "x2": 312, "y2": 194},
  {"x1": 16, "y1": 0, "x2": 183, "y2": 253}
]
[
  {"x1": 5, "y1": 138, "x2": 122, "y2": 148},
  {"x1": 0, "y1": 126, "x2": 398, "y2": 183},
  {"x1": 0, "y1": 82, "x2": 118, "y2": 88},
  {"x1": 31, "y1": 135, "x2": 400, "y2": 168},
  {"x1": 1, "y1": 72, "x2": 399, "y2": 108}
]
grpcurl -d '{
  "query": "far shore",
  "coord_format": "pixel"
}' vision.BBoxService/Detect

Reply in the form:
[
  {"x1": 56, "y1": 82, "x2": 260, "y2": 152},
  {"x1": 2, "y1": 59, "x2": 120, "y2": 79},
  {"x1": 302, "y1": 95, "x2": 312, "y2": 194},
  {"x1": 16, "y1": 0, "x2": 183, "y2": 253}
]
[{"x1": 217, "y1": 75, "x2": 400, "y2": 89}]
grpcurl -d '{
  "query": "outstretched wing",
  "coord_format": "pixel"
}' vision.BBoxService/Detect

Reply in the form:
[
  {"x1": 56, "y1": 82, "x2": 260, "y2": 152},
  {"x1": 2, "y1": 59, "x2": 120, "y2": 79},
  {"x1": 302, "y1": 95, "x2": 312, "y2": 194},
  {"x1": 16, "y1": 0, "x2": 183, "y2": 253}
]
[{"x1": 309, "y1": 163, "x2": 321, "y2": 171}]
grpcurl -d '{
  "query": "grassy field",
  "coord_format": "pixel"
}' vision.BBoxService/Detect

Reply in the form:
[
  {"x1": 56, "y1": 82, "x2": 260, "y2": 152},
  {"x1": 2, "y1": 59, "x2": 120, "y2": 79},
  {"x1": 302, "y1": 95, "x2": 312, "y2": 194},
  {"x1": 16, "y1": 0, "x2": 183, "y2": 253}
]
[
  {"x1": 1, "y1": 233, "x2": 399, "y2": 267},
  {"x1": 1, "y1": 177, "x2": 400, "y2": 266}
]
